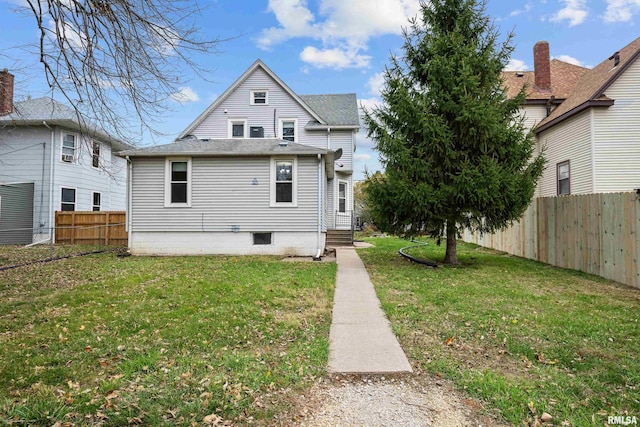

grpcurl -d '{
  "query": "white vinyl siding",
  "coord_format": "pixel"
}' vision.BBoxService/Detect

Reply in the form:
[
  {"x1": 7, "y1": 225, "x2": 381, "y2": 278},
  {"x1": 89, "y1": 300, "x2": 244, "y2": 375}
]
[
  {"x1": 54, "y1": 127, "x2": 126, "y2": 212},
  {"x1": 130, "y1": 156, "x2": 320, "y2": 232},
  {"x1": 330, "y1": 130, "x2": 355, "y2": 172},
  {"x1": 592, "y1": 57, "x2": 640, "y2": 193},
  {"x1": 191, "y1": 68, "x2": 328, "y2": 149},
  {"x1": 536, "y1": 111, "x2": 592, "y2": 197},
  {"x1": 519, "y1": 105, "x2": 548, "y2": 133}
]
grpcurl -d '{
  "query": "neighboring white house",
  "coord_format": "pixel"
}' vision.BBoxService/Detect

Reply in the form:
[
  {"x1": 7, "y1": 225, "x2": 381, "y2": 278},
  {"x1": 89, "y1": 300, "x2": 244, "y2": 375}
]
[
  {"x1": 504, "y1": 37, "x2": 640, "y2": 197},
  {"x1": 0, "y1": 70, "x2": 133, "y2": 244},
  {"x1": 118, "y1": 59, "x2": 359, "y2": 256}
]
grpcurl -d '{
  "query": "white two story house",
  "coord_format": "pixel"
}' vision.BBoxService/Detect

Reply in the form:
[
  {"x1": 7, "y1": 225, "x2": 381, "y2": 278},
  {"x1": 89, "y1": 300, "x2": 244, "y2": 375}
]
[
  {"x1": 0, "y1": 70, "x2": 132, "y2": 244},
  {"x1": 119, "y1": 60, "x2": 359, "y2": 256}
]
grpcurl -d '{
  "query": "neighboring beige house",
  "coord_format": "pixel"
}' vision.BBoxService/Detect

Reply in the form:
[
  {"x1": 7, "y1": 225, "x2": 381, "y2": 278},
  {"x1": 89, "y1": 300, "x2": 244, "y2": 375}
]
[
  {"x1": 504, "y1": 37, "x2": 640, "y2": 197},
  {"x1": 118, "y1": 60, "x2": 359, "y2": 256}
]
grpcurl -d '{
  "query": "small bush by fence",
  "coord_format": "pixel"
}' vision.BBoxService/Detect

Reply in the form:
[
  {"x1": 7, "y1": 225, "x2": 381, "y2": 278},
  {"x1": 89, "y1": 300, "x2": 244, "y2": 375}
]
[
  {"x1": 463, "y1": 192, "x2": 640, "y2": 289},
  {"x1": 55, "y1": 211, "x2": 127, "y2": 245}
]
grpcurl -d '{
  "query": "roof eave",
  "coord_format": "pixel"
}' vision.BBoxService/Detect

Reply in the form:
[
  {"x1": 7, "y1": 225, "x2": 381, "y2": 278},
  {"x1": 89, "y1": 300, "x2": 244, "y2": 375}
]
[
  {"x1": 0, "y1": 118, "x2": 134, "y2": 150},
  {"x1": 304, "y1": 124, "x2": 360, "y2": 130},
  {"x1": 117, "y1": 149, "x2": 329, "y2": 158},
  {"x1": 534, "y1": 99, "x2": 615, "y2": 134}
]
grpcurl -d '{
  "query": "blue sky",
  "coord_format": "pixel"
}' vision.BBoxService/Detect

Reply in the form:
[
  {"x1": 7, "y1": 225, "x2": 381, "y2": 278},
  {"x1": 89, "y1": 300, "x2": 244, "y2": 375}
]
[{"x1": 0, "y1": 0, "x2": 639, "y2": 180}]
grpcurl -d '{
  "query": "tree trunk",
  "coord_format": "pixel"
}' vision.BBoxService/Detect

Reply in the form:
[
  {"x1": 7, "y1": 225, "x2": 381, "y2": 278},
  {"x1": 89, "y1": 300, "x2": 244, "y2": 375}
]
[{"x1": 444, "y1": 221, "x2": 459, "y2": 265}]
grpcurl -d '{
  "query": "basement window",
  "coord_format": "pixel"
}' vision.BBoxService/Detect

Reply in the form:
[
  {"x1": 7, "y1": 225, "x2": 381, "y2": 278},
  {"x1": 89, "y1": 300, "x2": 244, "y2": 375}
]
[{"x1": 253, "y1": 232, "x2": 272, "y2": 245}]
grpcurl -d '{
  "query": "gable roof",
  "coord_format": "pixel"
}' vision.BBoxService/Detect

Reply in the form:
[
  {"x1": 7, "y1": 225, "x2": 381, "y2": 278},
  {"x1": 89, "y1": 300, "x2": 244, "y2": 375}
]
[
  {"x1": 177, "y1": 60, "x2": 328, "y2": 139},
  {"x1": 299, "y1": 94, "x2": 360, "y2": 127},
  {"x1": 117, "y1": 138, "x2": 328, "y2": 157},
  {"x1": 501, "y1": 59, "x2": 589, "y2": 101},
  {"x1": 535, "y1": 36, "x2": 640, "y2": 133},
  {"x1": 0, "y1": 97, "x2": 134, "y2": 150}
]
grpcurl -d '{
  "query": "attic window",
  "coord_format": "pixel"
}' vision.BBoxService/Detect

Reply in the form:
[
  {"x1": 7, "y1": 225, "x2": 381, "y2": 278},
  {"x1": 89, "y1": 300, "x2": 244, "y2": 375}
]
[{"x1": 251, "y1": 90, "x2": 268, "y2": 105}]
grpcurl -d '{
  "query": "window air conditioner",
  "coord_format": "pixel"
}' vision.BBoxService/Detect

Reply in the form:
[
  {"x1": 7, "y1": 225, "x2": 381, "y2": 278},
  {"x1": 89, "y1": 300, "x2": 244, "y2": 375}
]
[{"x1": 62, "y1": 154, "x2": 74, "y2": 162}]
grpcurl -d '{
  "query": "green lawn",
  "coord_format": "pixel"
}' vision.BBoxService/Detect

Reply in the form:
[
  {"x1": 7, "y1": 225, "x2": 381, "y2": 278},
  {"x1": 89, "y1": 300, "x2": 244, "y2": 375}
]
[
  {"x1": 0, "y1": 251, "x2": 335, "y2": 426},
  {"x1": 359, "y1": 237, "x2": 640, "y2": 426}
]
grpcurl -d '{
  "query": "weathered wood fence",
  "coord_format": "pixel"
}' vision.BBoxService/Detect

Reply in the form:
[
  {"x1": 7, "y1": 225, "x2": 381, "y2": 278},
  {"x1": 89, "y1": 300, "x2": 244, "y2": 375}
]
[
  {"x1": 463, "y1": 192, "x2": 640, "y2": 288},
  {"x1": 55, "y1": 211, "x2": 128, "y2": 246}
]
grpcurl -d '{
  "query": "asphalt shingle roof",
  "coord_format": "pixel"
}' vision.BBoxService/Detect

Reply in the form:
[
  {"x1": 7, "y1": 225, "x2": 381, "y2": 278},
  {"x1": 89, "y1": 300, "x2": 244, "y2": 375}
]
[
  {"x1": 299, "y1": 93, "x2": 360, "y2": 127},
  {"x1": 501, "y1": 59, "x2": 589, "y2": 101},
  {"x1": 118, "y1": 138, "x2": 328, "y2": 157},
  {"x1": 536, "y1": 36, "x2": 640, "y2": 131},
  {"x1": 0, "y1": 97, "x2": 133, "y2": 150},
  {"x1": 0, "y1": 97, "x2": 77, "y2": 121}
]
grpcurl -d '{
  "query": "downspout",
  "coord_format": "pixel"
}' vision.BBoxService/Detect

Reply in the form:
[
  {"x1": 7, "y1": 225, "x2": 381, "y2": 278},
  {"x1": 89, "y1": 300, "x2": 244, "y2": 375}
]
[
  {"x1": 43, "y1": 121, "x2": 55, "y2": 242},
  {"x1": 313, "y1": 153, "x2": 323, "y2": 260},
  {"x1": 126, "y1": 156, "x2": 132, "y2": 250},
  {"x1": 38, "y1": 142, "x2": 46, "y2": 235}
]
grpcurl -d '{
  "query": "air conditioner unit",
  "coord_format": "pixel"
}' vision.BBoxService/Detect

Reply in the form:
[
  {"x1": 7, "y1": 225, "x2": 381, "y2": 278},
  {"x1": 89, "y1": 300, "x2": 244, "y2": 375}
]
[{"x1": 62, "y1": 154, "x2": 74, "y2": 162}]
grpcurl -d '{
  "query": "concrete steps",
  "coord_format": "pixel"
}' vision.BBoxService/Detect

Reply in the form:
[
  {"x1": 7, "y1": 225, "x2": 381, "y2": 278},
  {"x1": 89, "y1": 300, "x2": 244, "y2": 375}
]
[{"x1": 326, "y1": 229, "x2": 353, "y2": 247}]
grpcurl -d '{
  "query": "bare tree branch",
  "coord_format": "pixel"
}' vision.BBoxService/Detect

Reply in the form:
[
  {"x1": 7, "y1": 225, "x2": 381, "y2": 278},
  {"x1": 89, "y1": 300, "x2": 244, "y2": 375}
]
[{"x1": 15, "y1": 0, "x2": 224, "y2": 144}]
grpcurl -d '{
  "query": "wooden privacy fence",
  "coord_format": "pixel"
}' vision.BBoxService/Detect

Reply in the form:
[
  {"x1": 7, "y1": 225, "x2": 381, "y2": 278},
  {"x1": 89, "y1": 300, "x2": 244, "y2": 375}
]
[
  {"x1": 55, "y1": 211, "x2": 128, "y2": 246},
  {"x1": 463, "y1": 192, "x2": 640, "y2": 289}
]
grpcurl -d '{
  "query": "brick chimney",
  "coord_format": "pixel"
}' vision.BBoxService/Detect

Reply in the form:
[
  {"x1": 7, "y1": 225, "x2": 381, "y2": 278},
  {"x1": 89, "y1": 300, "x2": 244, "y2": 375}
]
[
  {"x1": 533, "y1": 41, "x2": 551, "y2": 91},
  {"x1": 0, "y1": 69, "x2": 14, "y2": 116}
]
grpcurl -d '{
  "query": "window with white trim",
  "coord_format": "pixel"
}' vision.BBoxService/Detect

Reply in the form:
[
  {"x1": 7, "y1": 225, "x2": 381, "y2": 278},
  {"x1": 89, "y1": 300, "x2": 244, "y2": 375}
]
[
  {"x1": 279, "y1": 118, "x2": 297, "y2": 142},
  {"x1": 338, "y1": 181, "x2": 347, "y2": 213},
  {"x1": 61, "y1": 133, "x2": 76, "y2": 162},
  {"x1": 165, "y1": 158, "x2": 192, "y2": 207},
  {"x1": 557, "y1": 161, "x2": 570, "y2": 195},
  {"x1": 92, "y1": 192, "x2": 101, "y2": 211},
  {"x1": 92, "y1": 141, "x2": 101, "y2": 168},
  {"x1": 228, "y1": 119, "x2": 247, "y2": 138},
  {"x1": 270, "y1": 158, "x2": 297, "y2": 206},
  {"x1": 250, "y1": 90, "x2": 268, "y2": 105},
  {"x1": 61, "y1": 187, "x2": 76, "y2": 211}
]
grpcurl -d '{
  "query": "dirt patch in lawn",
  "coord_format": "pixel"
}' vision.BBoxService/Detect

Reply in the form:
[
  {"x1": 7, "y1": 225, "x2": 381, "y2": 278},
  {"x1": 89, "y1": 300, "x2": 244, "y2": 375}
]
[{"x1": 273, "y1": 374, "x2": 507, "y2": 427}]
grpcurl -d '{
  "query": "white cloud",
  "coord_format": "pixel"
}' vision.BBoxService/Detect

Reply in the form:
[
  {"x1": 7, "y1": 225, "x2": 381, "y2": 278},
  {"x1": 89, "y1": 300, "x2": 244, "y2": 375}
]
[
  {"x1": 354, "y1": 153, "x2": 371, "y2": 161},
  {"x1": 258, "y1": 0, "x2": 421, "y2": 69},
  {"x1": 367, "y1": 71, "x2": 386, "y2": 96},
  {"x1": 358, "y1": 97, "x2": 382, "y2": 112},
  {"x1": 48, "y1": 18, "x2": 87, "y2": 50},
  {"x1": 504, "y1": 58, "x2": 528, "y2": 71},
  {"x1": 510, "y1": 2, "x2": 533, "y2": 17},
  {"x1": 550, "y1": 0, "x2": 588, "y2": 26},
  {"x1": 553, "y1": 54, "x2": 584, "y2": 66},
  {"x1": 170, "y1": 86, "x2": 200, "y2": 103},
  {"x1": 299, "y1": 46, "x2": 371, "y2": 69},
  {"x1": 603, "y1": 0, "x2": 640, "y2": 22}
]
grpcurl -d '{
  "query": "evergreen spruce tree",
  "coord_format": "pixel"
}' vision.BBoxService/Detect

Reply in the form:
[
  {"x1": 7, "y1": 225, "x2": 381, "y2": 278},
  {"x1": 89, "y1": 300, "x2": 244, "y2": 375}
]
[{"x1": 364, "y1": 0, "x2": 544, "y2": 264}]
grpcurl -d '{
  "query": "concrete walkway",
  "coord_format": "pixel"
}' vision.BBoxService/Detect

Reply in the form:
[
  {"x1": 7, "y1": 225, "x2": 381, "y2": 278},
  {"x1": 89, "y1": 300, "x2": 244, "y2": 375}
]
[{"x1": 328, "y1": 247, "x2": 413, "y2": 374}]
